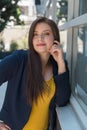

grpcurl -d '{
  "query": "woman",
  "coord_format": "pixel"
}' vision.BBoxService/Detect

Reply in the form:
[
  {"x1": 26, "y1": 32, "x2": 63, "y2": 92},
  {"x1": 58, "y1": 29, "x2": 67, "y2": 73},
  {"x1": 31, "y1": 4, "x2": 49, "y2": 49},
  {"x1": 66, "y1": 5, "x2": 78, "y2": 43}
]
[{"x1": 0, "y1": 17, "x2": 71, "y2": 130}]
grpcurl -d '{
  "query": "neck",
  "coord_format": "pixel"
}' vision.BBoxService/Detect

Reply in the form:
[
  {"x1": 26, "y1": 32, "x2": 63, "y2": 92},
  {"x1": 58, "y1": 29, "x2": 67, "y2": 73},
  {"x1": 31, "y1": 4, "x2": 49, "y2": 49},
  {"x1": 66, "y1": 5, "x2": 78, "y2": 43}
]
[
  {"x1": 39, "y1": 53, "x2": 53, "y2": 80},
  {"x1": 42, "y1": 59, "x2": 52, "y2": 81},
  {"x1": 40, "y1": 53, "x2": 50, "y2": 68}
]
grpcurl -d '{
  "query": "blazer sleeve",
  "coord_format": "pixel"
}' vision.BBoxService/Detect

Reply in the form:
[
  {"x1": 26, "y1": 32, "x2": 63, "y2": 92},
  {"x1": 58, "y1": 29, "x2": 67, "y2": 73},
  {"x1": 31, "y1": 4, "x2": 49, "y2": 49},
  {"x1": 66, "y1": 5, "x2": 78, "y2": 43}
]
[
  {"x1": 0, "y1": 50, "x2": 21, "y2": 85},
  {"x1": 54, "y1": 62, "x2": 71, "y2": 107}
]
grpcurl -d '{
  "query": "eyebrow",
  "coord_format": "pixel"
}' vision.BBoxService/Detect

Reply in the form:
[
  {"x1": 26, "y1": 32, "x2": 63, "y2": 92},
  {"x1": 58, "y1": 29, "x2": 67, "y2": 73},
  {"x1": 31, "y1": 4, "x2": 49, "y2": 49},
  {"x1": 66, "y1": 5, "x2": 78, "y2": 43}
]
[{"x1": 34, "y1": 29, "x2": 52, "y2": 33}]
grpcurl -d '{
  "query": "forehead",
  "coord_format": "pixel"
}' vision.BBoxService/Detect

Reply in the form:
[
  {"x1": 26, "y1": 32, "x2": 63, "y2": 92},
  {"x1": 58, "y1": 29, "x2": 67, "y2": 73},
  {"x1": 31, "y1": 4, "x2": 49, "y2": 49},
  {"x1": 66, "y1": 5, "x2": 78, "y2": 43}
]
[{"x1": 34, "y1": 22, "x2": 52, "y2": 32}]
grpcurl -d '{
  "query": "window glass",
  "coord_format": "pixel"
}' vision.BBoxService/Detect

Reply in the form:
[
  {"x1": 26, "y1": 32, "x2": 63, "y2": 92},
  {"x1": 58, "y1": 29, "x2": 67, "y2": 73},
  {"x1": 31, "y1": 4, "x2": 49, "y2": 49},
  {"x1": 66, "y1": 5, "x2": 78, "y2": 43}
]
[
  {"x1": 60, "y1": 30, "x2": 67, "y2": 58},
  {"x1": 57, "y1": 0, "x2": 68, "y2": 25},
  {"x1": 79, "y1": 0, "x2": 87, "y2": 15},
  {"x1": 76, "y1": 26, "x2": 87, "y2": 113}
]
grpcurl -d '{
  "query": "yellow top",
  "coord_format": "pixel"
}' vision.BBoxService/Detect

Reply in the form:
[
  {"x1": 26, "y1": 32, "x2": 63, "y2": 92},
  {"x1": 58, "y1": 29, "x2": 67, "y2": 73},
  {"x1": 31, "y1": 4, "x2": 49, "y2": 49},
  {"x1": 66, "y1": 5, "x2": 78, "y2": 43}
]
[{"x1": 23, "y1": 76, "x2": 55, "y2": 130}]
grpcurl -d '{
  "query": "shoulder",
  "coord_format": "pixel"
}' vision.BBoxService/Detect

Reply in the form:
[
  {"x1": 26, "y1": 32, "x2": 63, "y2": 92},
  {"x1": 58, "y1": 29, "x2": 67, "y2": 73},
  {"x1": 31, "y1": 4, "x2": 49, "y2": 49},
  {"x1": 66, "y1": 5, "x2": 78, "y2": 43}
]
[
  {"x1": 0, "y1": 49, "x2": 28, "y2": 66},
  {"x1": 10, "y1": 49, "x2": 28, "y2": 61},
  {"x1": 12, "y1": 49, "x2": 28, "y2": 57}
]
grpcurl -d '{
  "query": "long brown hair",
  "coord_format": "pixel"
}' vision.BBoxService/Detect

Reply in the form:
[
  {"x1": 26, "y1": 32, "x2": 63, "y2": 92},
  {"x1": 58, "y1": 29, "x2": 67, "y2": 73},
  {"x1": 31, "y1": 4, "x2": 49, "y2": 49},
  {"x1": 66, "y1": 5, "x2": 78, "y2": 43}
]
[{"x1": 26, "y1": 17, "x2": 60, "y2": 105}]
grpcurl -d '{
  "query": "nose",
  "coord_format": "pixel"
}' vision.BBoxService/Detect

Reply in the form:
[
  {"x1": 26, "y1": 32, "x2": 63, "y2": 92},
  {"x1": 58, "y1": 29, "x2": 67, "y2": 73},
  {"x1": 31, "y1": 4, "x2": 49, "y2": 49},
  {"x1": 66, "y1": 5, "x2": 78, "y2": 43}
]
[{"x1": 38, "y1": 34, "x2": 44, "y2": 41}]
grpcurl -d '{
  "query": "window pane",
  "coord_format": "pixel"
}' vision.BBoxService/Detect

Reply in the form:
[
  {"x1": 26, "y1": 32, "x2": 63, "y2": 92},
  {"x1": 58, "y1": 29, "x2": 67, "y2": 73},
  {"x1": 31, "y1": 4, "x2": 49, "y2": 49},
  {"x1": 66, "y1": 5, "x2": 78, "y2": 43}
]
[
  {"x1": 57, "y1": 0, "x2": 68, "y2": 25},
  {"x1": 76, "y1": 26, "x2": 87, "y2": 112},
  {"x1": 79, "y1": 0, "x2": 87, "y2": 15},
  {"x1": 60, "y1": 30, "x2": 67, "y2": 58}
]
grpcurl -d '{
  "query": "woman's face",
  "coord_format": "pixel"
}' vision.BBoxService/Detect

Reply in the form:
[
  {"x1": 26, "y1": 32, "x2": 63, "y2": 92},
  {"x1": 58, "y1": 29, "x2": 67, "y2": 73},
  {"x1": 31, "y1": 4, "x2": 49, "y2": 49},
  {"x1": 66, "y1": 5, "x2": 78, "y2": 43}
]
[{"x1": 33, "y1": 22, "x2": 54, "y2": 55}]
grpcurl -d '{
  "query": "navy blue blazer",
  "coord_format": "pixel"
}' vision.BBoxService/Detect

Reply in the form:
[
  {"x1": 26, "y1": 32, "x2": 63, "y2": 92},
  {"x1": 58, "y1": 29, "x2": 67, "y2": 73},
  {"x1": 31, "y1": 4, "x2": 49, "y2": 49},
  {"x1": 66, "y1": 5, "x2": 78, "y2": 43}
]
[{"x1": 0, "y1": 50, "x2": 71, "y2": 130}]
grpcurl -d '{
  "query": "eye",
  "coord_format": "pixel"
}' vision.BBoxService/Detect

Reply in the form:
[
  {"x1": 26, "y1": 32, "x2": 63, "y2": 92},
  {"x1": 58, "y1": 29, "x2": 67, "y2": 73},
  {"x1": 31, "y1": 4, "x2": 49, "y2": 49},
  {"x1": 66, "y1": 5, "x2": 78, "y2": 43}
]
[
  {"x1": 43, "y1": 32, "x2": 50, "y2": 36},
  {"x1": 33, "y1": 33, "x2": 38, "y2": 36},
  {"x1": 33, "y1": 33, "x2": 38, "y2": 38}
]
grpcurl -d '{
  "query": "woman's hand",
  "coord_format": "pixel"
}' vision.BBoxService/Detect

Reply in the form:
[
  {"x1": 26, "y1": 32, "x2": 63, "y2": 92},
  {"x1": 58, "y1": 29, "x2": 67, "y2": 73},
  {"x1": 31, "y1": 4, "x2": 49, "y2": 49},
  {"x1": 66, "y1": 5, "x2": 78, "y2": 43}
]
[
  {"x1": 49, "y1": 40, "x2": 66, "y2": 74},
  {"x1": 0, "y1": 122, "x2": 11, "y2": 130},
  {"x1": 48, "y1": 40, "x2": 63, "y2": 63}
]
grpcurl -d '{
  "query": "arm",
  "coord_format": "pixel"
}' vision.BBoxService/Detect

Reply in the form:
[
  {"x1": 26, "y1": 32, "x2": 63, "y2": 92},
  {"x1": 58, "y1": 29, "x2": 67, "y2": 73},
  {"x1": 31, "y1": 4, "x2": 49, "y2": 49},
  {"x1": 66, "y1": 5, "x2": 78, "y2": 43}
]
[
  {"x1": 0, "y1": 50, "x2": 21, "y2": 85},
  {"x1": 54, "y1": 62, "x2": 71, "y2": 106},
  {"x1": 49, "y1": 41, "x2": 71, "y2": 106}
]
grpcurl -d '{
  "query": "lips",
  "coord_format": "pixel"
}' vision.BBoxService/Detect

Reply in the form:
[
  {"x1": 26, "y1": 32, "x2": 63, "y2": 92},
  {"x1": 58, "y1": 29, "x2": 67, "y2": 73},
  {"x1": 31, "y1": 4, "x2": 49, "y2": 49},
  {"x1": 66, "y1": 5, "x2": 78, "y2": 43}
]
[{"x1": 37, "y1": 43, "x2": 46, "y2": 46}]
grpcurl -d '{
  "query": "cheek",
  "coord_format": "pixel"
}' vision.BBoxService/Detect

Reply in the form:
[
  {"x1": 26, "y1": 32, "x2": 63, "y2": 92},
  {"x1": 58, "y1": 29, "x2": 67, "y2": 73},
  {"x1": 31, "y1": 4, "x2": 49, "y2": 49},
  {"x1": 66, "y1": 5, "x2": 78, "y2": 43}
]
[
  {"x1": 47, "y1": 37, "x2": 54, "y2": 48},
  {"x1": 32, "y1": 39, "x2": 36, "y2": 47}
]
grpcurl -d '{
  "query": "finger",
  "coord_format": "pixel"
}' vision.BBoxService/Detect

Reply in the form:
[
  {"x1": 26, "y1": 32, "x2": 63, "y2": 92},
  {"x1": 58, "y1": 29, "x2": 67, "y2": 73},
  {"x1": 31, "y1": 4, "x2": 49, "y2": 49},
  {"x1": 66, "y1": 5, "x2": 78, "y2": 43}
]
[
  {"x1": 48, "y1": 41, "x2": 62, "y2": 54},
  {"x1": 48, "y1": 45, "x2": 58, "y2": 54},
  {"x1": 4, "y1": 124, "x2": 11, "y2": 130},
  {"x1": 0, "y1": 123, "x2": 11, "y2": 130},
  {"x1": 48, "y1": 40, "x2": 59, "y2": 51},
  {"x1": 53, "y1": 40, "x2": 62, "y2": 48},
  {"x1": 53, "y1": 40, "x2": 59, "y2": 45},
  {"x1": 52, "y1": 44, "x2": 62, "y2": 51}
]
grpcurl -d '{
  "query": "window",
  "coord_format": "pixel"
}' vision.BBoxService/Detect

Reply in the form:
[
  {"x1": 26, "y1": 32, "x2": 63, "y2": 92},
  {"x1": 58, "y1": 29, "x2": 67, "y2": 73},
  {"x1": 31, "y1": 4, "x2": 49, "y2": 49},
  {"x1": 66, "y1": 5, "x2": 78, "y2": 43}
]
[
  {"x1": 75, "y1": 26, "x2": 87, "y2": 113},
  {"x1": 58, "y1": 0, "x2": 87, "y2": 114},
  {"x1": 60, "y1": 30, "x2": 67, "y2": 58},
  {"x1": 79, "y1": 0, "x2": 87, "y2": 15}
]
